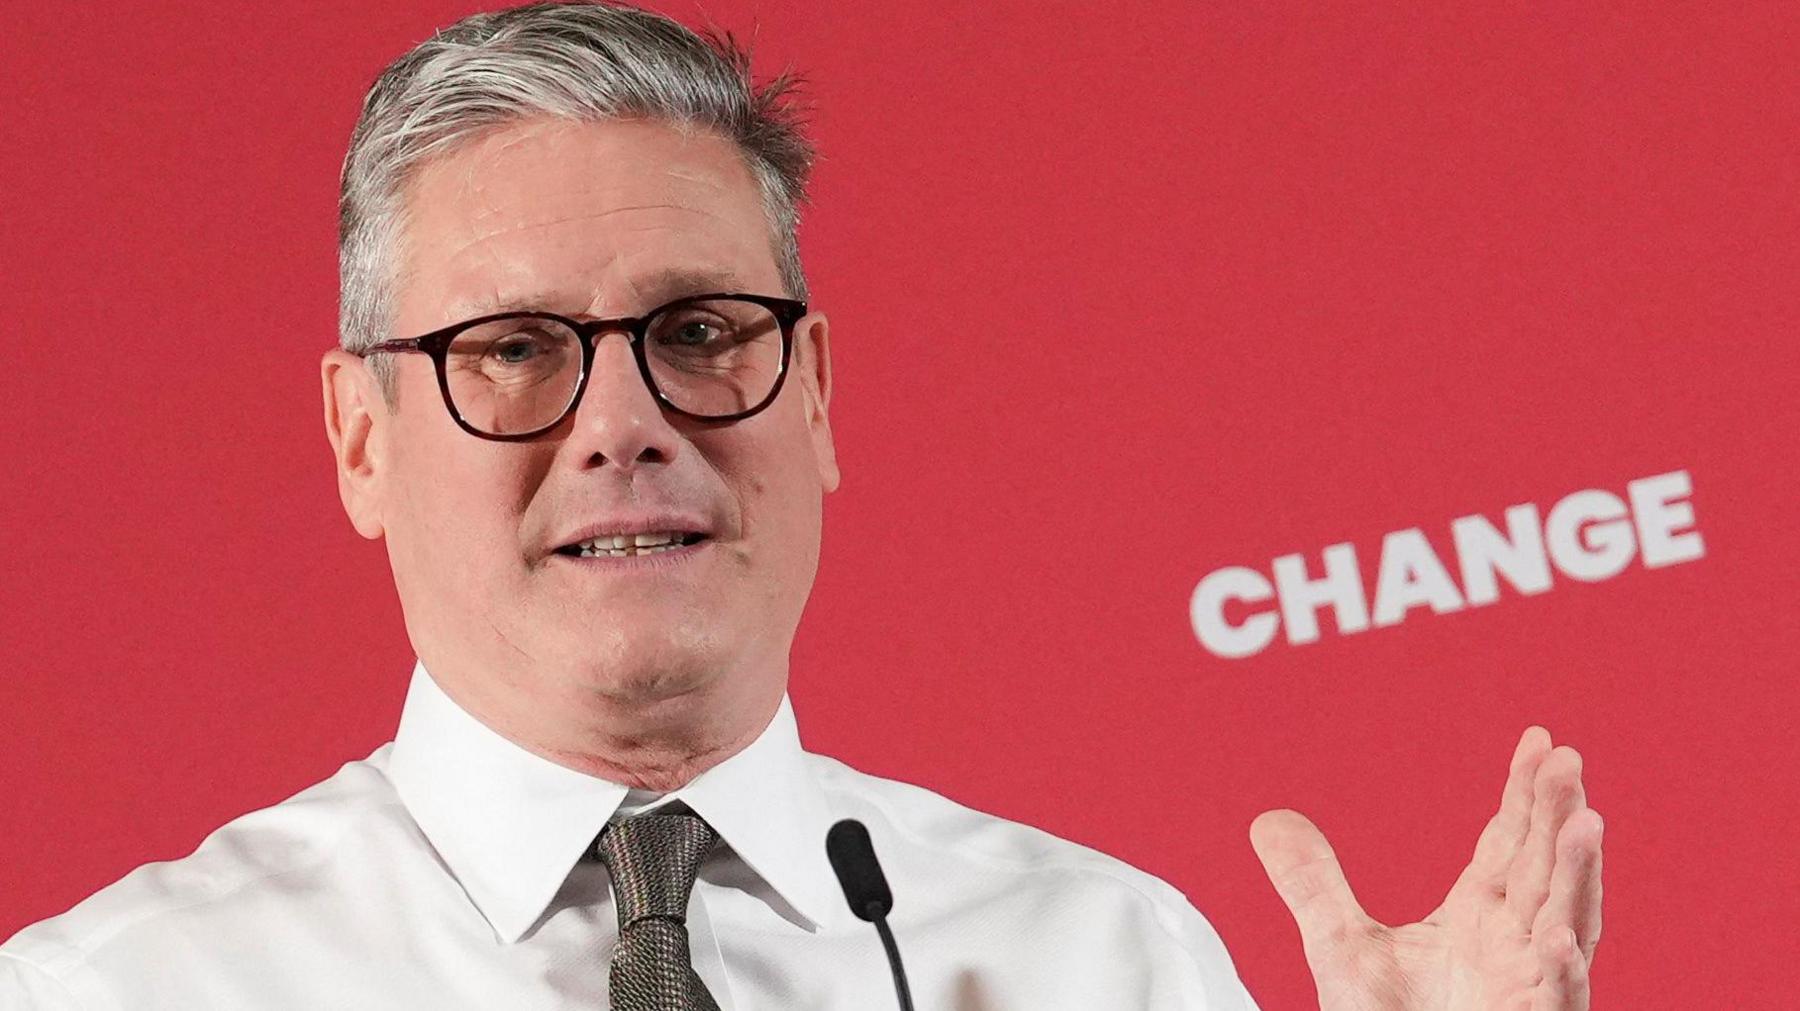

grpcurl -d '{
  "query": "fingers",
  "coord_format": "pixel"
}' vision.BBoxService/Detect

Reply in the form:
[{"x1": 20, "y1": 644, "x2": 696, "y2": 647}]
[
  {"x1": 1249, "y1": 809, "x2": 1373, "y2": 961},
  {"x1": 1455, "y1": 726, "x2": 1553, "y2": 898},
  {"x1": 1535, "y1": 807, "x2": 1604, "y2": 969},
  {"x1": 1505, "y1": 744, "x2": 1587, "y2": 926},
  {"x1": 1532, "y1": 925, "x2": 1592, "y2": 1010}
]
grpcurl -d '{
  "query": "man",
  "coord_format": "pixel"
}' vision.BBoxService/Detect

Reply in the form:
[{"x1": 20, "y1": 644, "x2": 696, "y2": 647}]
[{"x1": 0, "y1": 3, "x2": 1603, "y2": 1008}]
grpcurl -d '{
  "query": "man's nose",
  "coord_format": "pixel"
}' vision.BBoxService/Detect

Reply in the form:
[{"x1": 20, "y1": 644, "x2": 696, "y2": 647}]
[{"x1": 565, "y1": 329, "x2": 682, "y2": 471}]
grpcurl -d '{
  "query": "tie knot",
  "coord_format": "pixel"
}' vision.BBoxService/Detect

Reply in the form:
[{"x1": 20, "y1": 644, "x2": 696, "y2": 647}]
[{"x1": 596, "y1": 811, "x2": 719, "y2": 927}]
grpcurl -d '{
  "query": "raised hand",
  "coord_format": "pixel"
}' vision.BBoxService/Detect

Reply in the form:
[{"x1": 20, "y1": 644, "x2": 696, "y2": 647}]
[{"x1": 1249, "y1": 727, "x2": 1603, "y2": 1010}]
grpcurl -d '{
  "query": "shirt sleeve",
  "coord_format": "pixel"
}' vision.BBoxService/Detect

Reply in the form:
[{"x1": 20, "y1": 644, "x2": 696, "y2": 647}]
[
  {"x1": 1164, "y1": 894, "x2": 1263, "y2": 1011},
  {"x1": 0, "y1": 953, "x2": 88, "y2": 1010}
]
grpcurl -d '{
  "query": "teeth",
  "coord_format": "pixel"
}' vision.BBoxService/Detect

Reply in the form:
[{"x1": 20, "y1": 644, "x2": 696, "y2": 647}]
[
  {"x1": 576, "y1": 539, "x2": 680, "y2": 554},
  {"x1": 569, "y1": 530, "x2": 695, "y2": 557}
]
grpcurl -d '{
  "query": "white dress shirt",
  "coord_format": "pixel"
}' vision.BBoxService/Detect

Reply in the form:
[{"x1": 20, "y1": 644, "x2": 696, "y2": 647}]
[{"x1": 1, "y1": 660, "x2": 1261, "y2": 1009}]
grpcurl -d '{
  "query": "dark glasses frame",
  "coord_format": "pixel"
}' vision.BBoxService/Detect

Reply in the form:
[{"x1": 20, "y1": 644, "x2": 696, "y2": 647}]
[{"x1": 352, "y1": 292, "x2": 808, "y2": 442}]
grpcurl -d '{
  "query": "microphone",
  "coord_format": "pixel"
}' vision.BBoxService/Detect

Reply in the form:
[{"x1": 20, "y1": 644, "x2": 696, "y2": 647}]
[{"x1": 826, "y1": 819, "x2": 914, "y2": 1011}]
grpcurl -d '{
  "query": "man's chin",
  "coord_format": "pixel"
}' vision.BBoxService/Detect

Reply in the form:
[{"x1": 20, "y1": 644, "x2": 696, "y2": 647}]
[
  {"x1": 597, "y1": 670, "x2": 708, "y2": 705},
  {"x1": 558, "y1": 651, "x2": 716, "y2": 708}
]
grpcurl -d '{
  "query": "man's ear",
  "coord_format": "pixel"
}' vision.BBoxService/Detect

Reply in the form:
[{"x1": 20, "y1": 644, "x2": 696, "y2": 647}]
[
  {"x1": 321, "y1": 349, "x2": 388, "y2": 539},
  {"x1": 795, "y1": 311, "x2": 839, "y2": 493}
]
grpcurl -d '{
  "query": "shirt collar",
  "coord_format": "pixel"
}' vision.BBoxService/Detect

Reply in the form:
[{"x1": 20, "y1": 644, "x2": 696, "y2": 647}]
[{"x1": 386, "y1": 658, "x2": 842, "y2": 944}]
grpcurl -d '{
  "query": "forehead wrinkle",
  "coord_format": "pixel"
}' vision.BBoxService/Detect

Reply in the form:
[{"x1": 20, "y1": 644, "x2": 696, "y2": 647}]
[
  {"x1": 446, "y1": 264, "x2": 755, "y2": 321},
  {"x1": 433, "y1": 203, "x2": 711, "y2": 267},
  {"x1": 397, "y1": 121, "x2": 779, "y2": 336},
  {"x1": 432, "y1": 205, "x2": 755, "y2": 321}
]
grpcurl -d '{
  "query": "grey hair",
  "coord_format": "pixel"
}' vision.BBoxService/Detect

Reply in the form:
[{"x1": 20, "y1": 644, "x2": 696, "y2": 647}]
[{"x1": 337, "y1": 0, "x2": 815, "y2": 408}]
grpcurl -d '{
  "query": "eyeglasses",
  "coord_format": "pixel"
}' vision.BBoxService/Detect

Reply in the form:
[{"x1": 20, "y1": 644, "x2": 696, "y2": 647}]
[{"x1": 354, "y1": 292, "x2": 807, "y2": 441}]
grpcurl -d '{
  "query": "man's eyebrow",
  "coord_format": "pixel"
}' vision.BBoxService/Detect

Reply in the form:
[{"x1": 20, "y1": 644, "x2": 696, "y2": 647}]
[
  {"x1": 446, "y1": 267, "x2": 760, "y2": 321},
  {"x1": 630, "y1": 266, "x2": 758, "y2": 306},
  {"x1": 446, "y1": 291, "x2": 563, "y2": 318}
]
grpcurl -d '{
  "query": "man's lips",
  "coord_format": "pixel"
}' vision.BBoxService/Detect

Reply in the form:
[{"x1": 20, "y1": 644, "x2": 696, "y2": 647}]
[
  {"x1": 553, "y1": 530, "x2": 710, "y2": 557},
  {"x1": 551, "y1": 534, "x2": 713, "y2": 570},
  {"x1": 550, "y1": 513, "x2": 714, "y2": 555}
]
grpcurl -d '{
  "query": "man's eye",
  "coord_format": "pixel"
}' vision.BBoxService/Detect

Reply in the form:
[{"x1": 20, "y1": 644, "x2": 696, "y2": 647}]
[
  {"x1": 492, "y1": 337, "x2": 542, "y2": 363},
  {"x1": 664, "y1": 319, "x2": 723, "y2": 346}
]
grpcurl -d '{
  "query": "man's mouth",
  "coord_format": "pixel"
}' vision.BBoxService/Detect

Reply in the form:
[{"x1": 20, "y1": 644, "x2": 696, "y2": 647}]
[{"x1": 554, "y1": 531, "x2": 710, "y2": 558}]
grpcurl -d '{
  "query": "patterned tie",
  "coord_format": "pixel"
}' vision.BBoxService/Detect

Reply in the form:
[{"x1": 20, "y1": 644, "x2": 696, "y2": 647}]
[{"x1": 595, "y1": 811, "x2": 723, "y2": 1011}]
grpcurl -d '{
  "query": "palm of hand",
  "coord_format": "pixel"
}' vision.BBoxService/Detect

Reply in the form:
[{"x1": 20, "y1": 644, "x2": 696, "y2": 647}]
[{"x1": 1252, "y1": 728, "x2": 1604, "y2": 1011}]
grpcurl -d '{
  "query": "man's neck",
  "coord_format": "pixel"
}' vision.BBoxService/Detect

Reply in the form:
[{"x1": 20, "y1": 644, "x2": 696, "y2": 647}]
[
  {"x1": 532, "y1": 706, "x2": 771, "y2": 791},
  {"x1": 429, "y1": 661, "x2": 783, "y2": 792}
]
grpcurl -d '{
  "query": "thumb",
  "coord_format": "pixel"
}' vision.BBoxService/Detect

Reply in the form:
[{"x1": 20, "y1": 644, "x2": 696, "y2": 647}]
[{"x1": 1250, "y1": 808, "x2": 1373, "y2": 958}]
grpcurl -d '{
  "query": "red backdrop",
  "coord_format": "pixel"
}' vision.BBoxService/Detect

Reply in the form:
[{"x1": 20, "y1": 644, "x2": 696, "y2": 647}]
[{"x1": 3, "y1": 2, "x2": 1796, "y2": 1006}]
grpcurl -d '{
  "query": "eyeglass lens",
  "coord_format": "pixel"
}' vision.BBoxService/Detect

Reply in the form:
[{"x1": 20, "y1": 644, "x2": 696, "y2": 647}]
[{"x1": 443, "y1": 299, "x2": 784, "y2": 435}]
